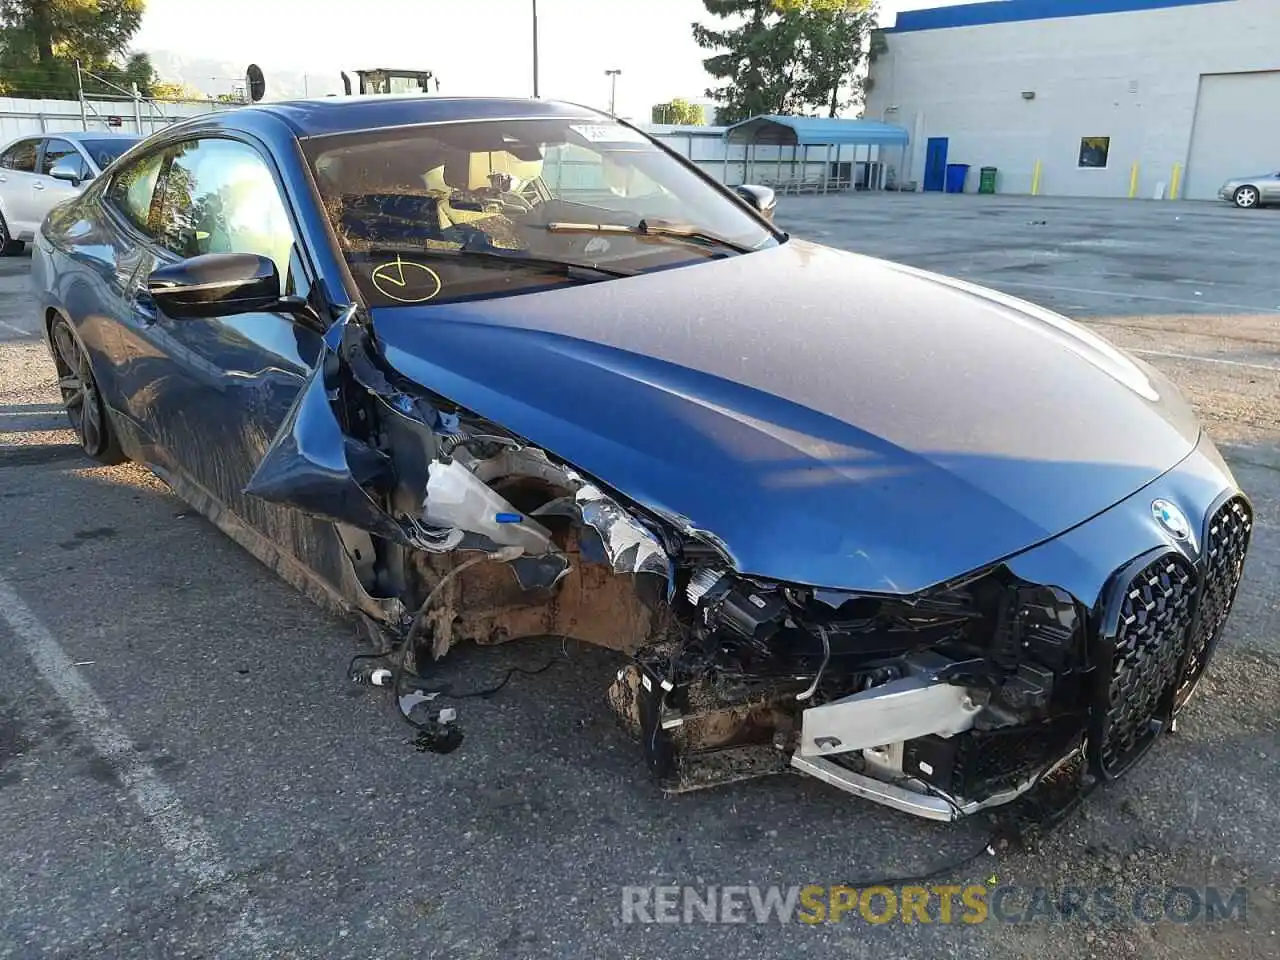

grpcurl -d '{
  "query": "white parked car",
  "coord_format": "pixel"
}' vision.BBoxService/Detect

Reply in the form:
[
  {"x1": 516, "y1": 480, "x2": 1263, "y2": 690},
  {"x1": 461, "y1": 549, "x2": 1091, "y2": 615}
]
[{"x1": 0, "y1": 130, "x2": 139, "y2": 254}]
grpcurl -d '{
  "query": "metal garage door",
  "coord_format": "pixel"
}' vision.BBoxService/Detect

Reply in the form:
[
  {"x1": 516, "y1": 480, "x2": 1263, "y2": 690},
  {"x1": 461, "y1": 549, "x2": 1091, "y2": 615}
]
[{"x1": 1185, "y1": 70, "x2": 1280, "y2": 201}]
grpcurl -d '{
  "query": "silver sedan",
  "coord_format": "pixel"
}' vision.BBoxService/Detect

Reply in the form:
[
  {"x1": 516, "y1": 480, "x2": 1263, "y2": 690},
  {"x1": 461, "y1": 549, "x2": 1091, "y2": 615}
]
[
  {"x1": 0, "y1": 130, "x2": 139, "y2": 254},
  {"x1": 1219, "y1": 171, "x2": 1280, "y2": 209}
]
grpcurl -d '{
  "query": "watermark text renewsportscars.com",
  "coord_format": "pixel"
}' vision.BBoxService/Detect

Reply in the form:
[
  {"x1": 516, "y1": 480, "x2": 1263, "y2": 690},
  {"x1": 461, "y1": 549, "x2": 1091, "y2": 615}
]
[{"x1": 621, "y1": 884, "x2": 1248, "y2": 925}]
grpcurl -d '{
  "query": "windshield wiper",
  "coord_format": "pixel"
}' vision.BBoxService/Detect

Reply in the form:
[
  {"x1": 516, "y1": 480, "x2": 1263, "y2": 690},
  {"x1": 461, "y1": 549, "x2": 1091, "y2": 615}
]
[
  {"x1": 545, "y1": 219, "x2": 754, "y2": 255},
  {"x1": 365, "y1": 244, "x2": 636, "y2": 280}
]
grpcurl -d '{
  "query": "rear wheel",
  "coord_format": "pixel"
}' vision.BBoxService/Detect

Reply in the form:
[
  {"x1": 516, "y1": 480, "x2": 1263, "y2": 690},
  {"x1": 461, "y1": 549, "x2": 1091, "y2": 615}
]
[
  {"x1": 50, "y1": 316, "x2": 125, "y2": 464},
  {"x1": 0, "y1": 212, "x2": 24, "y2": 255},
  {"x1": 1233, "y1": 185, "x2": 1260, "y2": 209}
]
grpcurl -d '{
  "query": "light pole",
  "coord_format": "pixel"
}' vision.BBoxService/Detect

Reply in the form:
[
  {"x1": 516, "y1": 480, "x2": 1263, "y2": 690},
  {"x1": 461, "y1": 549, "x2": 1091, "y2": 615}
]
[
  {"x1": 532, "y1": 0, "x2": 540, "y2": 98},
  {"x1": 605, "y1": 69, "x2": 621, "y2": 115}
]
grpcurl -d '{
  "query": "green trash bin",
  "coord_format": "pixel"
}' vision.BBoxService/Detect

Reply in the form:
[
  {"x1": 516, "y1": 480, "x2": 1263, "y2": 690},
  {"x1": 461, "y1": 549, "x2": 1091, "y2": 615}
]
[{"x1": 978, "y1": 166, "x2": 998, "y2": 194}]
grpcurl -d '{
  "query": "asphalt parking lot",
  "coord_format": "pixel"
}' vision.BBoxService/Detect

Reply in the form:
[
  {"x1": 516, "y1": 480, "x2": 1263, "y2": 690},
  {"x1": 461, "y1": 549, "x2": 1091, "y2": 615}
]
[{"x1": 2, "y1": 193, "x2": 1278, "y2": 959}]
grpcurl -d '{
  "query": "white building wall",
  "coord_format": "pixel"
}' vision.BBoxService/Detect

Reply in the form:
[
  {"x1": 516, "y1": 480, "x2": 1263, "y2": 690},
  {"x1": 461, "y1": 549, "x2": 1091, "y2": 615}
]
[{"x1": 866, "y1": 0, "x2": 1280, "y2": 199}]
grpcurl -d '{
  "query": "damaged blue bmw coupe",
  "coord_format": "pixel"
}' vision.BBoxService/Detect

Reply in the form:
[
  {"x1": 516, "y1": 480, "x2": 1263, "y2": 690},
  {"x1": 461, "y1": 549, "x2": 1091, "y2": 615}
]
[{"x1": 32, "y1": 97, "x2": 1251, "y2": 819}]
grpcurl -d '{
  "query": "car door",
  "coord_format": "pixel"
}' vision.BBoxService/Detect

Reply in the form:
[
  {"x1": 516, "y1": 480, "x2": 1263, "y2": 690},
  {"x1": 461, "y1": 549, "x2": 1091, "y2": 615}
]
[
  {"x1": 0, "y1": 137, "x2": 43, "y2": 237},
  {"x1": 107, "y1": 134, "x2": 356, "y2": 584},
  {"x1": 1262, "y1": 172, "x2": 1280, "y2": 201},
  {"x1": 34, "y1": 137, "x2": 87, "y2": 220},
  {"x1": 76, "y1": 145, "x2": 169, "y2": 419}
]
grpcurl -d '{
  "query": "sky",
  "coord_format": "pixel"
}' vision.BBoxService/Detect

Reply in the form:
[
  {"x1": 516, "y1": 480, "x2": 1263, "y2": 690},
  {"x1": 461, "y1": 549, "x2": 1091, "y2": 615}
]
[{"x1": 133, "y1": 0, "x2": 976, "y2": 118}]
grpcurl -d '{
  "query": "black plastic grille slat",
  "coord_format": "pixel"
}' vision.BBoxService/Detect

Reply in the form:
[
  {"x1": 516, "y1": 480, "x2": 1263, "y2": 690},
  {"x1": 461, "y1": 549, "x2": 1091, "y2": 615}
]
[
  {"x1": 1100, "y1": 554, "x2": 1197, "y2": 772},
  {"x1": 952, "y1": 718, "x2": 1083, "y2": 798},
  {"x1": 1177, "y1": 497, "x2": 1252, "y2": 706}
]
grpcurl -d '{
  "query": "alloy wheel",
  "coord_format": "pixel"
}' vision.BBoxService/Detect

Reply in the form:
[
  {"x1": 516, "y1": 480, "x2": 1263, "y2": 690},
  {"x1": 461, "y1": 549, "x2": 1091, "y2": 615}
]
[
  {"x1": 1235, "y1": 187, "x2": 1259, "y2": 209},
  {"x1": 52, "y1": 321, "x2": 106, "y2": 455}
]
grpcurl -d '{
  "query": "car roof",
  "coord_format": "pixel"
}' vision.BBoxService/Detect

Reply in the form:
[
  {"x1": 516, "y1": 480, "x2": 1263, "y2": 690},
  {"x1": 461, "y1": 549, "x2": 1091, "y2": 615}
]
[
  {"x1": 3, "y1": 129, "x2": 140, "y2": 146},
  {"x1": 245, "y1": 96, "x2": 605, "y2": 138},
  {"x1": 52, "y1": 130, "x2": 141, "y2": 141}
]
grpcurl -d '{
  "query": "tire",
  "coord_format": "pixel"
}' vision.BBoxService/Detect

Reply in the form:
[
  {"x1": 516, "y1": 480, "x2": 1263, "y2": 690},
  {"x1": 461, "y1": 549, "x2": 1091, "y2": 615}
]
[
  {"x1": 49, "y1": 315, "x2": 126, "y2": 464},
  {"x1": 1233, "y1": 185, "x2": 1260, "y2": 209},
  {"x1": 0, "y1": 211, "x2": 25, "y2": 255}
]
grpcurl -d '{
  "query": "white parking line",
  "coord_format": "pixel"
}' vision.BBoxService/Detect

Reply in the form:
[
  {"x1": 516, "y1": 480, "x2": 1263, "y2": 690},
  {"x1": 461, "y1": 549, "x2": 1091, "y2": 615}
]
[
  {"x1": 1129, "y1": 348, "x2": 1280, "y2": 372},
  {"x1": 0, "y1": 318, "x2": 31, "y2": 336},
  {"x1": 0, "y1": 576, "x2": 272, "y2": 956},
  {"x1": 991, "y1": 278, "x2": 1280, "y2": 313}
]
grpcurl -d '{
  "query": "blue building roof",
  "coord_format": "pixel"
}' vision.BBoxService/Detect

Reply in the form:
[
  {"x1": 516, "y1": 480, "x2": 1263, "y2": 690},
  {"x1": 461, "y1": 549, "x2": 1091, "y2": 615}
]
[
  {"x1": 722, "y1": 115, "x2": 910, "y2": 147},
  {"x1": 889, "y1": 0, "x2": 1230, "y2": 33}
]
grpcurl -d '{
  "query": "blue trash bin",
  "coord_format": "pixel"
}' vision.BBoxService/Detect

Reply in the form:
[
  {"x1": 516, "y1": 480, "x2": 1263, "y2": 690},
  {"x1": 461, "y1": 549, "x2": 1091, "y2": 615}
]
[{"x1": 944, "y1": 163, "x2": 970, "y2": 194}]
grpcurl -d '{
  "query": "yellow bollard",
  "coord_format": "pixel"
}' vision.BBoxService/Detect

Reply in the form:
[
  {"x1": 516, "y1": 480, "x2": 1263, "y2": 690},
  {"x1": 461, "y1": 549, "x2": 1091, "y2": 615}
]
[
  {"x1": 1031, "y1": 160, "x2": 1042, "y2": 196},
  {"x1": 1170, "y1": 163, "x2": 1183, "y2": 200},
  {"x1": 1129, "y1": 162, "x2": 1140, "y2": 199}
]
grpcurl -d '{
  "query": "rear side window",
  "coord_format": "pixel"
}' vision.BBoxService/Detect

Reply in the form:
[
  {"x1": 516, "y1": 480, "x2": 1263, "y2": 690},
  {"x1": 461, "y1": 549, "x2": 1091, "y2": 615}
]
[
  {"x1": 106, "y1": 151, "x2": 167, "y2": 235},
  {"x1": 79, "y1": 138, "x2": 136, "y2": 170},
  {"x1": 0, "y1": 139, "x2": 38, "y2": 172},
  {"x1": 155, "y1": 138, "x2": 295, "y2": 282},
  {"x1": 40, "y1": 138, "x2": 79, "y2": 176}
]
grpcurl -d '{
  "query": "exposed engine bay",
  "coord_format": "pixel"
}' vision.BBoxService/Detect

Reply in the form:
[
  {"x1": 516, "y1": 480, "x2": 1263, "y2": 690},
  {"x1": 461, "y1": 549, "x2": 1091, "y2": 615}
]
[{"x1": 239, "y1": 307, "x2": 1244, "y2": 821}]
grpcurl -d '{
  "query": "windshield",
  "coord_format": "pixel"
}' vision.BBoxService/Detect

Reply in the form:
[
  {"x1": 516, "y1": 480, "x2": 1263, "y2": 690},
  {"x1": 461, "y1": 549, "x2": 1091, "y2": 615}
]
[
  {"x1": 80, "y1": 137, "x2": 137, "y2": 170},
  {"x1": 303, "y1": 117, "x2": 778, "y2": 307}
]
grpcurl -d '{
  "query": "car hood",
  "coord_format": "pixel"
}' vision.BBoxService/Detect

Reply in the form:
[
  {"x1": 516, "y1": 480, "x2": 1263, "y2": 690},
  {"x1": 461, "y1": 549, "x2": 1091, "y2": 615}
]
[{"x1": 369, "y1": 240, "x2": 1199, "y2": 594}]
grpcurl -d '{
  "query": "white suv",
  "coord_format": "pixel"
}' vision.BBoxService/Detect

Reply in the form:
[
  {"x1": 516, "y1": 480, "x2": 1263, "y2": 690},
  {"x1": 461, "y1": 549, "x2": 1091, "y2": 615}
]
[{"x1": 0, "y1": 131, "x2": 139, "y2": 254}]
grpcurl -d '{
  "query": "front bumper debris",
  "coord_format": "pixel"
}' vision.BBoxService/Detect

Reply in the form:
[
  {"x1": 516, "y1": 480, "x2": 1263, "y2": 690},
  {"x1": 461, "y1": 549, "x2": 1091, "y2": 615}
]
[
  {"x1": 609, "y1": 484, "x2": 1250, "y2": 821},
  {"x1": 791, "y1": 750, "x2": 1080, "y2": 822},
  {"x1": 242, "y1": 304, "x2": 1251, "y2": 823}
]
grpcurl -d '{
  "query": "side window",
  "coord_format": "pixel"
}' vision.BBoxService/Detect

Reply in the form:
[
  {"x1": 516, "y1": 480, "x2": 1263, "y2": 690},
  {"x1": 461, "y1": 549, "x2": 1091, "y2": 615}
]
[
  {"x1": 156, "y1": 138, "x2": 295, "y2": 283},
  {"x1": 105, "y1": 150, "x2": 167, "y2": 235},
  {"x1": 0, "y1": 139, "x2": 39, "y2": 172},
  {"x1": 40, "y1": 138, "x2": 78, "y2": 176}
]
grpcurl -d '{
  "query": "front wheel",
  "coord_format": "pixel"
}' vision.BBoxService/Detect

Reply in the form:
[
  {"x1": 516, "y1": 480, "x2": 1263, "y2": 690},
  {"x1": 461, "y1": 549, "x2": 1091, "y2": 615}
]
[
  {"x1": 50, "y1": 315, "x2": 126, "y2": 464},
  {"x1": 1233, "y1": 185, "x2": 1260, "y2": 209}
]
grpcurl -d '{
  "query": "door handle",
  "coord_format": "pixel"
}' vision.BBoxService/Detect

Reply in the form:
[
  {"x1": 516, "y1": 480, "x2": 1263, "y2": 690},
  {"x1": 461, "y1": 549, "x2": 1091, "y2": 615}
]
[{"x1": 32, "y1": 182, "x2": 45, "y2": 190}]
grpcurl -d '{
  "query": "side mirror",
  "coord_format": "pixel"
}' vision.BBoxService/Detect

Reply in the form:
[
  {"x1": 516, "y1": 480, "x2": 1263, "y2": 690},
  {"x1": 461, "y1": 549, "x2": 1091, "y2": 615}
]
[
  {"x1": 49, "y1": 156, "x2": 84, "y2": 187},
  {"x1": 148, "y1": 253, "x2": 281, "y2": 319},
  {"x1": 734, "y1": 184, "x2": 777, "y2": 222}
]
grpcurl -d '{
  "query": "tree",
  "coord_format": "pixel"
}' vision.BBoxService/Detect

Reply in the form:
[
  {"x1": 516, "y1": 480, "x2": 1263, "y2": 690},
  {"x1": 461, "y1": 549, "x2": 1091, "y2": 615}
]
[
  {"x1": 0, "y1": 0, "x2": 154, "y2": 99},
  {"x1": 692, "y1": 1, "x2": 801, "y2": 124},
  {"x1": 692, "y1": 0, "x2": 875, "y2": 123},
  {"x1": 792, "y1": 1, "x2": 878, "y2": 117},
  {"x1": 651, "y1": 98, "x2": 706, "y2": 125},
  {"x1": 149, "y1": 78, "x2": 204, "y2": 101}
]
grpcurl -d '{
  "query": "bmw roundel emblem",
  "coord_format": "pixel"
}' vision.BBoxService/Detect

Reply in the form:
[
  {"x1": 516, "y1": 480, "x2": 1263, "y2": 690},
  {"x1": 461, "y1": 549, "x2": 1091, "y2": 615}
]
[{"x1": 1152, "y1": 499, "x2": 1191, "y2": 541}]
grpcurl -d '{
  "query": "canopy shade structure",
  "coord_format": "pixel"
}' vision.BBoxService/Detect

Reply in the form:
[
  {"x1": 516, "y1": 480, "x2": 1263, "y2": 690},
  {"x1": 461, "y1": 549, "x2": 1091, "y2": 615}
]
[
  {"x1": 717, "y1": 115, "x2": 911, "y2": 195},
  {"x1": 723, "y1": 115, "x2": 910, "y2": 148}
]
